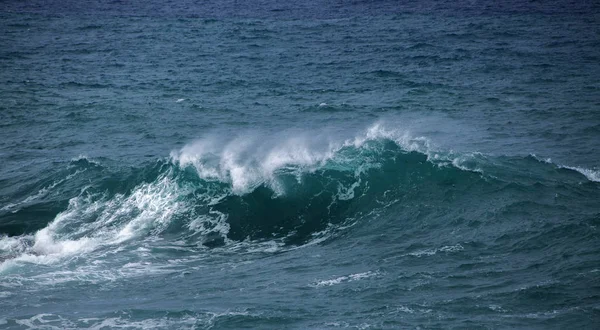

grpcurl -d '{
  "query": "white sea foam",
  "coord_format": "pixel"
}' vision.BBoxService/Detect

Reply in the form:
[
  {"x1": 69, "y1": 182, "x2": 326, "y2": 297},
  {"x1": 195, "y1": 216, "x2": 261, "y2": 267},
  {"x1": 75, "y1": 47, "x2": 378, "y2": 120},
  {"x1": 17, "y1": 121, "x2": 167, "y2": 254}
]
[
  {"x1": 530, "y1": 153, "x2": 599, "y2": 182},
  {"x1": 172, "y1": 130, "x2": 339, "y2": 194},
  {"x1": 85, "y1": 316, "x2": 199, "y2": 329},
  {"x1": 14, "y1": 313, "x2": 74, "y2": 329},
  {"x1": 13, "y1": 313, "x2": 208, "y2": 330},
  {"x1": 312, "y1": 270, "x2": 379, "y2": 287},
  {"x1": 530, "y1": 153, "x2": 553, "y2": 164},
  {"x1": 0, "y1": 234, "x2": 31, "y2": 255},
  {"x1": 81, "y1": 310, "x2": 254, "y2": 330},
  {"x1": 561, "y1": 166, "x2": 600, "y2": 182},
  {"x1": 70, "y1": 154, "x2": 102, "y2": 166},
  {"x1": 405, "y1": 244, "x2": 464, "y2": 257},
  {"x1": 187, "y1": 209, "x2": 231, "y2": 245},
  {"x1": 170, "y1": 123, "x2": 469, "y2": 195},
  {"x1": 0, "y1": 172, "x2": 189, "y2": 272}
]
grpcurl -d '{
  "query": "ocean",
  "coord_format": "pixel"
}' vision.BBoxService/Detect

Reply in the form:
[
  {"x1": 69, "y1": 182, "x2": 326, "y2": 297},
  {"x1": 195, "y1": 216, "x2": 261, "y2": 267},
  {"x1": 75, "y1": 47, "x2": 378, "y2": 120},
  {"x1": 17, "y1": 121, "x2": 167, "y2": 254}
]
[{"x1": 1, "y1": 0, "x2": 599, "y2": 328}]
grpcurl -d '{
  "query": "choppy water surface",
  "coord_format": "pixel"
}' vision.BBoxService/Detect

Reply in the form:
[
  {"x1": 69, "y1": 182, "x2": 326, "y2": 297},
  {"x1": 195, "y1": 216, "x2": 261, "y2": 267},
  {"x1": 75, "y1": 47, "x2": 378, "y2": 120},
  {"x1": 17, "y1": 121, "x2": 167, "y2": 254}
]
[{"x1": 1, "y1": 0, "x2": 599, "y2": 328}]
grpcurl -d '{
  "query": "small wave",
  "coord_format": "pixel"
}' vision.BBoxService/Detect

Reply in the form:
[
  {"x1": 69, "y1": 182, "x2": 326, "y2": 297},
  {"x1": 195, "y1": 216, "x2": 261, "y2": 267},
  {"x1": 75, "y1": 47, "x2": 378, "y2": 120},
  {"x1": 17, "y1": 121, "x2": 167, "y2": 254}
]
[
  {"x1": 311, "y1": 271, "x2": 379, "y2": 287},
  {"x1": 560, "y1": 166, "x2": 600, "y2": 182},
  {"x1": 528, "y1": 154, "x2": 599, "y2": 183},
  {"x1": 69, "y1": 155, "x2": 104, "y2": 167},
  {"x1": 529, "y1": 154, "x2": 553, "y2": 164},
  {"x1": 405, "y1": 244, "x2": 464, "y2": 257},
  {"x1": 6, "y1": 310, "x2": 256, "y2": 330}
]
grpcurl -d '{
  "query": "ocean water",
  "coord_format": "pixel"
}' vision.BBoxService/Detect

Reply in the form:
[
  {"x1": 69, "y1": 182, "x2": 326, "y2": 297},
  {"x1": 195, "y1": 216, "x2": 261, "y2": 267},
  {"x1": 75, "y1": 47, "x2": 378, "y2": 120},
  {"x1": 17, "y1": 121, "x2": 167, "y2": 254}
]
[{"x1": 1, "y1": 0, "x2": 600, "y2": 328}]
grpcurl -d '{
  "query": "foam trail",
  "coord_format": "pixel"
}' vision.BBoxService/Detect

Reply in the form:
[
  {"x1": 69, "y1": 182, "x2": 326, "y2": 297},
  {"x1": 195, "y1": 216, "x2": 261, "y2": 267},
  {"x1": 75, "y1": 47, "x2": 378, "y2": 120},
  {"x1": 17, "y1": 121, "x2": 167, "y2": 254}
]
[{"x1": 0, "y1": 172, "x2": 191, "y2": 271}]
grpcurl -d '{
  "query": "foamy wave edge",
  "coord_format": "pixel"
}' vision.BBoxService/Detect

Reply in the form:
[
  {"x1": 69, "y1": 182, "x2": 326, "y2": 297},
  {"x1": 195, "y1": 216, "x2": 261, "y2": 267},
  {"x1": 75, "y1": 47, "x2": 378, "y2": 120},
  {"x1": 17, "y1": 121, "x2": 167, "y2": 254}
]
[{"x1": 169, "y1": 123, "x2": 484, "y2": 195}]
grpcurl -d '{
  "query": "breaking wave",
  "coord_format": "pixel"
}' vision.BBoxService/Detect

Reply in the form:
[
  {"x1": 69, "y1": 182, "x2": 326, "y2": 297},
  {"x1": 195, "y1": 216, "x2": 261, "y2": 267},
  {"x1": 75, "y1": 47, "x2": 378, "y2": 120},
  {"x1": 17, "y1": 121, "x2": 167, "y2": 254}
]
[{"x1": 0, "y1": 124, "x2": 597, "y2": 272}]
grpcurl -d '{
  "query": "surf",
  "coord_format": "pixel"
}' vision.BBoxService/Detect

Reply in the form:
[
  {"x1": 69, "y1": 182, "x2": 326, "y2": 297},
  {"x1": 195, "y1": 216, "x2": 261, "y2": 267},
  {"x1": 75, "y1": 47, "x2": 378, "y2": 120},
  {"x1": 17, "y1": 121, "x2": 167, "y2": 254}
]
[{"x1": 0, "y1": 124, "x2": 597, "y2": 272}]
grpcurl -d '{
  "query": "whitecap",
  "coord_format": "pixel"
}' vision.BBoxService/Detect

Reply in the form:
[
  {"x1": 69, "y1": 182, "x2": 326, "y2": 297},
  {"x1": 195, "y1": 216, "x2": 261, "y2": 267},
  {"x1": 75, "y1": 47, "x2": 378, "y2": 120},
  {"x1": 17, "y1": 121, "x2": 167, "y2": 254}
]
[
  {"x1": 561, "y1": 165, "x2": 600, "y2": 182},
  {"x1": 312, "y1": 270, "x2": 379, "y2": 287},
  {"x1": 405, "y1": 244, "x2": 464, "y2": 257}
]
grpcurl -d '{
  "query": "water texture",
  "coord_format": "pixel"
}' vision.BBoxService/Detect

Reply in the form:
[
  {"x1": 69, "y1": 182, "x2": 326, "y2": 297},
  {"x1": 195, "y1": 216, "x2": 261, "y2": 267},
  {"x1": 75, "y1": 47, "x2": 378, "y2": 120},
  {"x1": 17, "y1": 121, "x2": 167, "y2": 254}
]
[{"x1": 1, "y1": 0, "x2": 599, "y2": 328}]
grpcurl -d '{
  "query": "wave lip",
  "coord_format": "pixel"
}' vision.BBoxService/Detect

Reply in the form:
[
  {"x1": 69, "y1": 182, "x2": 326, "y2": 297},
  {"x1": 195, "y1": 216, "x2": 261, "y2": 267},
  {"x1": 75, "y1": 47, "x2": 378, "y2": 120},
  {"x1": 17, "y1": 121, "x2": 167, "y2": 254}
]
[
  {"x1": 171, "y1": 133, "x2": 338, "y2": 195},
  {"x1": 169, "y1": 123, "x2": 456, "y2": 195},
  {"x1": 560, "y1": 166, "x2": 600, "y2": 182},
  {"x1": 530, "y1": 154, "x2": 600, "y2": 182}
]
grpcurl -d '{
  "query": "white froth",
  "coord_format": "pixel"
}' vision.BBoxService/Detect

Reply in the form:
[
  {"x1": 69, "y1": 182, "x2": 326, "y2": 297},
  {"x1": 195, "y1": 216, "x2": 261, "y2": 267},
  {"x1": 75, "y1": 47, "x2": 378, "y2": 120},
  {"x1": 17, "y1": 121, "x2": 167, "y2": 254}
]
[
  {"x1": 312, "y1": 271, "x2": 379, "y2": 287},
  {"x1": 562, "y1": 166, "x2": 600, "y2": 182},
  {"x1": 451, "y1": 154, "x2": 484, "y2": 173},
  {"x1": 15, "y1": 313, "x2": 74, "y2": 329},
  {"x1": 32, "y1": 228, "x2": 95, "y2": 256},
  {"x1": 172, "y1": 131, "x2": 342, "y2": 194},
  {"x1": 530, "y1": 154, "x2": 599, "y2": 182},
  {"x1": 170, "y1": 123, "x2": 448, "y2": 195},
  {"x1": 0, "y1": 172, "x2": 190, "y2": 270},
  {"x1": 114, "y1": 176, "x2": 182, "y2": 242},
  {"x1": 0, "y1": 234, "x2": 30, "y2": 254},
  {"x1": 187, "y1": 210, "x2": 230, "y2": 243},
  {"x1": 405, "y1": 244, "x2": 464, "y2": 257}
]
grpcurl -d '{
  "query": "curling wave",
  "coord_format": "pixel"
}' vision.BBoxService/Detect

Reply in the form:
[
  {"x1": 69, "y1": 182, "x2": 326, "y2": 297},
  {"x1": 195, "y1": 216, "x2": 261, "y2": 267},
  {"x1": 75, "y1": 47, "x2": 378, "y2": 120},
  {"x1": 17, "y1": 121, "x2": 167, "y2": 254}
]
[{"x1": 0, "y1": 124, "x2": 597, "y2": 271}]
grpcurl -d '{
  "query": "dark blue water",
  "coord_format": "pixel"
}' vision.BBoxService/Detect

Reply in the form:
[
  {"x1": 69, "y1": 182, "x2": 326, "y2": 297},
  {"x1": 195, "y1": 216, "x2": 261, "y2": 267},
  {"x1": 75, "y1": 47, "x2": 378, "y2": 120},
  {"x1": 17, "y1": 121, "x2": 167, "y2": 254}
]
[{"x1": 1, "y1": 0, "x2": 600, "y2": 328}]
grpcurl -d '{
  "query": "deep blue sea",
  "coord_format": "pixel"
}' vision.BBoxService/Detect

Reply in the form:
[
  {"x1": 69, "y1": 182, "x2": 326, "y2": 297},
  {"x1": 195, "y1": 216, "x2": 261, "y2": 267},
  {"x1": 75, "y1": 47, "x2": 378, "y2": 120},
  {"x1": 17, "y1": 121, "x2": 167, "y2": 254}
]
[{"x1": 1, "y1": 0, "x2": 600, "y2": 328}]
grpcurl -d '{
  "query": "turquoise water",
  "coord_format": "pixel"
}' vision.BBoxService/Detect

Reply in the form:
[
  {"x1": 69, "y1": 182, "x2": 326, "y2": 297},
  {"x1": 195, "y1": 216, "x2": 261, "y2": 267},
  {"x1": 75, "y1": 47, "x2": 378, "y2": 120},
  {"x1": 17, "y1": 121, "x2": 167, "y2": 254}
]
[{"x1": 1, "y1": 1, "x2": 599, "y2": 328}]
